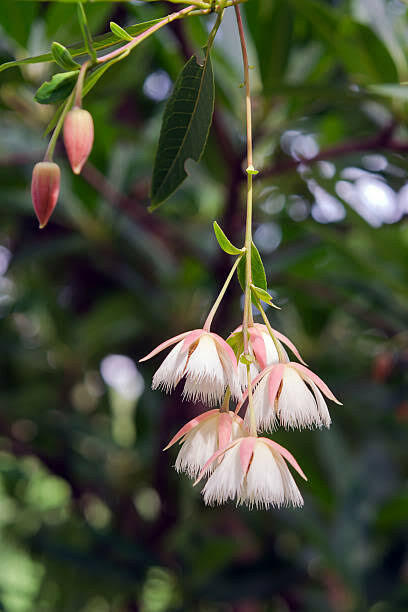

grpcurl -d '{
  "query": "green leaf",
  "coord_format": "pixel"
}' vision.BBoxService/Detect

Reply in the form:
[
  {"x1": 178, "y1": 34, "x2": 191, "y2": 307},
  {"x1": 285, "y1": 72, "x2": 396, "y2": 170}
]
[
  {"x1": 150, "y1": 50, "x2": 215, "y2": 209},
  {"x1": 251, "y1": 285, "x2": 272, "y2": 305},
  {"x1": 110, "y1": 21, "x2": 133, "y2": 42},
  {"x1": 0, "y1": 18, "x2": 162, "y2": 74},
  {"x1": 227, "y1": 331, "x2": 244, "y2": 359},
  {"x1": 51, "y1": 42, "x2": 80, "y2": 71},
  {"x1": 251, "y1": 285, "x2": 280, "y2": 309},
  {"x1": 237, "y1": 243, "x2": 268, "y2": 298},
  {"x1": 77, "y1": 2, "x2": 97, "y2": 62},
  {"x1": 34, "y1": 71, "x2": 78, "y2": 105},
  {"x1": 213, "y1": 222, "x2": 243, "y2": 255}
]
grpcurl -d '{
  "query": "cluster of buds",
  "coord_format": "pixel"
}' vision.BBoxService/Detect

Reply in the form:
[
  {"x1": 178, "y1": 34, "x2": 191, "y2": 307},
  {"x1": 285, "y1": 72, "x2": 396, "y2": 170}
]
[
  {"x1": 141, "y1": 315, "x2": 341, "y2": 509},
  {"x1": 31, "y1": 91, "x2": 94, "y2": 228}
]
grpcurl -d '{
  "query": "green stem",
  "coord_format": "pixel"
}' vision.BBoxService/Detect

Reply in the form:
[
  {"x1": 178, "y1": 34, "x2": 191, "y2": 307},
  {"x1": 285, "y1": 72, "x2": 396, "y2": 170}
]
[
  {"x1": 203, "y1": 254, "x2": 243, "y2": 331},
  {"x1": 207, "y1": 0, "x2": 227, "y2": 50},
  {"x1": 97, "y1": 5, "x2": 196, "y2": 64},
  {"x1": 44, "y1": 90, "x2": 75, "y2": 162},
  {"x1": 219, "y1": 388, "x2": 231, "y2": 414},
  {"x1": 235, "y1": 4, "x2": 254, "y2": 356},
  {"x1": 77, "y1": 2, "x2": 97, "y2": 63},
  {"x1": 74, "y1": 60, "x2": 90, "y2": 107},
  {"x1": 235, "y1": 4, "x2": 258, "y2": 437},
  {"x1": 256, "y1": 298, "x2": 287, "y2": 363}
]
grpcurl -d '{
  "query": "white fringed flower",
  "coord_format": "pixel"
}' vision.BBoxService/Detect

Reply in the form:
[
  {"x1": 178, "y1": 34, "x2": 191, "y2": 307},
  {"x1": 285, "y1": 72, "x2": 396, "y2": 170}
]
[
  {"x1": 229, "y1": 324, "x2": 306, "y2": 389},
  {"x1": 140, "y1": 329, "x2": 241, "y2": 405},
  {"x1": 164, "y1": 409, "x2": 247, "y2": 478},
  {"x1": 245, "y1": 362, "x2": 341, "y2": 431},
  {"x1": 195, "y1": 436, "x2": 306, "y2": 509}
]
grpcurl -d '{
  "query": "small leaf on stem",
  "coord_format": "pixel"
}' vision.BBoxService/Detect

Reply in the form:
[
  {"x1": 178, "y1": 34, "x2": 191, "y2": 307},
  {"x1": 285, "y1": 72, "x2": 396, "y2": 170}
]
[
  {"x1": 213, "y1": 222, "x2": 244, "y2": 255},
  {"x1": 51, "y1": 42, "x2": 80, "y2": 71},
  {"x1": 34, "y1": 71, "x2": 78, "y2": 105}
]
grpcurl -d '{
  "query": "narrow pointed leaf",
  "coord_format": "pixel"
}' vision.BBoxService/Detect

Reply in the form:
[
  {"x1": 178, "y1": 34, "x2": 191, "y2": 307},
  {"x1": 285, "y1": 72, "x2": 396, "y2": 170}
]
[
  {"x1": 51, "y1": 42, "x2": 80, "y2": 71},
  {"x1": 110, "y1": 21, "x2": 133, "y2": 42},
  {"x1": 34, "y1": 71, "x2": 78, "y2": 105},
  {"x1": 213, "y1": 222, "x2": 243, "y2": 255},
  {"x1": 237, "y1": 243, "x2": 268, "y2": 298},
  {"x1": 150, "y1": 50, "x2": 215, "y2": 209},
  {"x1": 251, "y1": 285, "x2": 273, "y2": 305}
]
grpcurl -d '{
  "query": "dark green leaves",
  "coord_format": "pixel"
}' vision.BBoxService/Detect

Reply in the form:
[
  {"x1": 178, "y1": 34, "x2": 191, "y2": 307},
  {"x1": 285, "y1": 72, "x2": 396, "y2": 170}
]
[
  {"x1": 51, "y1": 42, "x2": 80, "y2": 71},
  {"x1": 150, "y1": 51, "x2": 215, "y2": 210},
  {"x1": 34, "y1": 71, "x2": 77, "y2": 104},
  {"x1": 213, "y1": 222, "x2": 243, "y2": 255},
  {"x1": 237, "y1": 243, "x2": 267, "y2": 294}
]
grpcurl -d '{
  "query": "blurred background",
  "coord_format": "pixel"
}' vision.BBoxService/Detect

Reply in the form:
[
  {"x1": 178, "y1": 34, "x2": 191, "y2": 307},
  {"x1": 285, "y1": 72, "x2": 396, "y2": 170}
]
[{"x1": 0, "y1": 0, "x2": 407, "y2": 610}]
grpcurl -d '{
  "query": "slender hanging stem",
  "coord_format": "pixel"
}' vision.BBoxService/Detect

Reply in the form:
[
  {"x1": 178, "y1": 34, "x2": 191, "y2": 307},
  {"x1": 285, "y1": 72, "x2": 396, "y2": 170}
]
[
  {"x1": 74, "y1": 60, "x2": 90, "y2": 108},
  {"x1": 44, "y1": 90, "x2": 75, "y2": 162},
  {"x1": 203, "y1": 254, "x2": 243, "y2": 331},
  {"x1": 235, "y1": 4, "x2": 258, "y2": 436},
  {"x1": 235, "y1": 4, "x2": 254, "y2": 354},
  {"x1": 256, "y1": 299, "x2": 287, "y2": 363}
]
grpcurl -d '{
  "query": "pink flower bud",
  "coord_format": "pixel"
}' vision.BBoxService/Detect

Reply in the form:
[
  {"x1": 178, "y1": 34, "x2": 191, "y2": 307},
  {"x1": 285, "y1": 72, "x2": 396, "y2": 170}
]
[
  {"x1": 63, "y1": 107, "x2": 94, "y2": 175},
  {"x1": 31, "y1": 162, "x2": 61, "y2": 229}
]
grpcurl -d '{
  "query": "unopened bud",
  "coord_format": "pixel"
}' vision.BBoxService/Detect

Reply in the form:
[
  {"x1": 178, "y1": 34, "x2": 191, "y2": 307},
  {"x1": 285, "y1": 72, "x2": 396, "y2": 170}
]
[
  {"x1": 31, "y1": 162, "x2": 61, "y2": 229},
  {"x1": 63, "y1": 107, "x2": 94, "y2": 175}
]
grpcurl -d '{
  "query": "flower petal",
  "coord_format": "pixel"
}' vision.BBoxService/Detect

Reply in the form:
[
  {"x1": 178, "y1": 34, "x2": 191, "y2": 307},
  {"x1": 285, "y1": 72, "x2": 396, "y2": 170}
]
[
  {"x1": 211, "y1": 332, "x2": 238, "y2": 368},
  {"x1": 218, "y1": 412, "x2": 232, "y2": 450},
  {"x1": 291, "y1": 363, "x2": 342, "y2": 404},
  {"x1": 241, "y1": 440, "x2": 285, "y2": 508},
  {"x1": 202, "y1": 442, "x2": 244, "y2": 505},
  {"x1": 194, "y1": 440, "x2": 239, "y2": 485},
  {"x1": 268, "y1": 364, "x2": 285, "y2": 405},
  {"x1": 152, "y1": 340, "x2": 189, "y2": 393},
  {"x1": 249, "y1": 328, "x2": 267, "y2": 370},
  {"x1": 163, "y1": 409, "x2": 220, "y2": 450},
  {"x1": 239, "y1": 436, "x2": 256, "y2": 474},
  {"x1": 262, "y1": 438, "x2": 308, "y2": 481}
]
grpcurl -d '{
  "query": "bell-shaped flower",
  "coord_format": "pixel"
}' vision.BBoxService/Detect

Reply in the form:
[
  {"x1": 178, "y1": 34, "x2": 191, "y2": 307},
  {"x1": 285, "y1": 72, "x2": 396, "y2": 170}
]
[
  {"x1": 140, "y1": 329, "x2": 241, "y2": 405},
  {"x1": 195, "y1": 436, "x2": 306, "y2": 509},
  {"x1": 63, "y1": 107, "x2": 94, "y2": 175},
  {"x1": 243, "y1": 362, "x2": 341, "y2": 431},
  {"x1": 164, "y1": 409, "x2": 247, "y2": 478},
  {"x1": 229, "y1": 323, "x2": 306, "y2": 389},
  {"x1": 31, "y1": 161, "x2": 61, "y2": 228}
]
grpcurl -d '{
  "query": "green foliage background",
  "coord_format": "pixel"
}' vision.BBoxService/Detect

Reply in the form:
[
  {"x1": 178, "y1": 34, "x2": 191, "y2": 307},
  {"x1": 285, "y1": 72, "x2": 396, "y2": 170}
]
[{"x1": 0, "y1": 0, "x2": 407, "y2": 610}]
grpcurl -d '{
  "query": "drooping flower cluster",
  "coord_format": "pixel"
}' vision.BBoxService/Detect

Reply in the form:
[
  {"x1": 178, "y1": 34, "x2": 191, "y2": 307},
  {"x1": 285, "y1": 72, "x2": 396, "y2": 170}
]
[{"x1": 141, "y1": 318, "x2": 341, "y2": 510}]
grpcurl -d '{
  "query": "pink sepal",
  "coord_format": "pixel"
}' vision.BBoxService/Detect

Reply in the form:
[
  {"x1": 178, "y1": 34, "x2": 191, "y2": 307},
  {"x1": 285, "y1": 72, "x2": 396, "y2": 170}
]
[
  {"x1": 248, "y1": 328, "x2": 267, "y2": 370},
  {"x1": 262, "y1": 438, "x2": 308, "y2": 481},
  {"x1": 210, "y1": 332, "x2": 238, "y2": 368},
  {"x1": 139, "y1": 330, "x2": 192, "y2": 362},
  {"x1": 163, "y1": 409, "x2": 219, "y2": 451},
  {"x1": 181, "y1": 329, "x2": 204, "y2": 352},
  {"x1": 272, "y1": 330, "x2": 307, "y2": 365},
  {"x1": 268, "y1": 364, "x2": 285, "y2": 405},
  {"x1": 218, "y1": 412, "x2": 232, "y2": 450},
  {"x1": 194, "y1": 440, "x2": 238, "y2": 485},
  {"x1": 290, "y1": 363, "x2": 342, "y2": 404},
  {"x1": 234, "y1": 368, "x2": 270, "y2": 415},
  {"x1": 239, "y1": 437, "x2": 256, "y2": 474}
]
